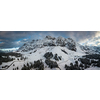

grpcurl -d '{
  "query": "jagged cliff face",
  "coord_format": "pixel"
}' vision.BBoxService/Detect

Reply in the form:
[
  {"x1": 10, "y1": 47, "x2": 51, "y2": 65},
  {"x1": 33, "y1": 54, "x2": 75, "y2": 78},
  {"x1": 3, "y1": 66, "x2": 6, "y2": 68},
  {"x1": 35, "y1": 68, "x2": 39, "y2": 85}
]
[{"x1": 18, "y1": 36, "x2": 77, "y2": 52}]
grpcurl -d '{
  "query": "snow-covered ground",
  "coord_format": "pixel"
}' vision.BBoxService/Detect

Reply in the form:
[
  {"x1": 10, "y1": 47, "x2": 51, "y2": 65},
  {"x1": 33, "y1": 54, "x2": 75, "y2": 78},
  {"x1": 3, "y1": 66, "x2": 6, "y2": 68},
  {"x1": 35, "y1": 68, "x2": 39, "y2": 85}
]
[
  {"x1": 85, "y1": 67, "x2": 100, "y2": 70},
  {"x1": 0, "y1": 46, "x2": 85, "y2": 70}
]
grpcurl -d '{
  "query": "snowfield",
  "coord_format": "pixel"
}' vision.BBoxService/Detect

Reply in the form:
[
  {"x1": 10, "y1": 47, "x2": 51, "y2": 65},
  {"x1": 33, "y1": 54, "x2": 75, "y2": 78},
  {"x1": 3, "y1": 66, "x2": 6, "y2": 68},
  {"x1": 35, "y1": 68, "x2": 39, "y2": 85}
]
[
  {"x1": 85, "y1": 67, "x2": 100, "y2": 70},
  {"x1": 17, "y1": 46, "x2": 85, "y2": 70}
]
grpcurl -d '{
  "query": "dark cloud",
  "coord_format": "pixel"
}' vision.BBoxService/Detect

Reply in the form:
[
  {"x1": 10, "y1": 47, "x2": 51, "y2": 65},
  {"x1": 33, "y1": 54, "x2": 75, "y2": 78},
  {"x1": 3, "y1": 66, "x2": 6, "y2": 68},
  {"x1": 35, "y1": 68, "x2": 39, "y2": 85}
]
[
  {"x1": 0, "y1": 31, "x2": 35, "y2": 48},
  {"x1": 64, "y1": 31, "x2": 97, "y2": 42},
  {"x1": 0, "y1": 31, "x2": 99, "y2": 49}
]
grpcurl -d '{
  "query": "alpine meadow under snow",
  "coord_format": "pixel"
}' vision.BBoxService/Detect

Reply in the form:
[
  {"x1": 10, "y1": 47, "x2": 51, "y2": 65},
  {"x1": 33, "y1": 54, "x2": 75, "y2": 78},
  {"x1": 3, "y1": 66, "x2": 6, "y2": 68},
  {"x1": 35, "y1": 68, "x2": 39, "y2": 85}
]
[{"x1": 1, "y1": 35, "x2": 100, "y2": 70}]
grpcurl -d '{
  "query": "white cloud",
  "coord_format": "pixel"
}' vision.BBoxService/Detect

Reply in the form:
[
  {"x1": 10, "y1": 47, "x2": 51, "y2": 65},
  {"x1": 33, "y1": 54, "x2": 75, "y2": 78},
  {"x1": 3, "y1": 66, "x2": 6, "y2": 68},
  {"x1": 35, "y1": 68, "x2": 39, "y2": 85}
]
[
  {"x1": 95, "y1": 31, "x2": 100, "y2": 37},
  {"x1": 83, "y1": 35, "x2": 100, "y2": 46},
  {"x1": 16, "y1": 41, "x2": 21, "y2": 44},
  {"x1": 0, "y1": 47, "x2": 19, "y2": 51}
]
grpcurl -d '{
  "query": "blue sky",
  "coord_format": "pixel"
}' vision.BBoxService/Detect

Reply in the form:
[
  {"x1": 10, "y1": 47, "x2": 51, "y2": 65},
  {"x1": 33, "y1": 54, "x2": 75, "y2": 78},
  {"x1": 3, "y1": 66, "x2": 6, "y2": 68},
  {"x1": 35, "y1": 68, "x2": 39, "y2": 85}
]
[{"x1": 0, "y1": 31, "x2": 100, "y2": 49}]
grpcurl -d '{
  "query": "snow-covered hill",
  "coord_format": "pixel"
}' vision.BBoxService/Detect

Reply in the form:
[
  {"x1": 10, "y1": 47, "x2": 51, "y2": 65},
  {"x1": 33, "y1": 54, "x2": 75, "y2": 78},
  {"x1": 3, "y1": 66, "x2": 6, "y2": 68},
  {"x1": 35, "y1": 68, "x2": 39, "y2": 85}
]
[{"x1": 1, "y1": 36, "x2": 100, "y2": 70}]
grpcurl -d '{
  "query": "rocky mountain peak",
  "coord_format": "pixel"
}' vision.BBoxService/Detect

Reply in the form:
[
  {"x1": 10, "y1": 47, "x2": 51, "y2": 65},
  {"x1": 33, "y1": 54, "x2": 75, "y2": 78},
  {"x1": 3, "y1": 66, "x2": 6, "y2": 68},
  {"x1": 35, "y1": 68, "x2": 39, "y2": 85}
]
[
  {"x1": 18, "y1": 36, "x2": 78, "y2": 52},
  {"x1": 57, "y1": 36, "x2": 65, "y2": 40},
  {"x1": 45, "y1": 35, "x2": 56, "y2": 40},
  {"x1": 66, "y1": 38, "x2": 77, "y2": 52}
]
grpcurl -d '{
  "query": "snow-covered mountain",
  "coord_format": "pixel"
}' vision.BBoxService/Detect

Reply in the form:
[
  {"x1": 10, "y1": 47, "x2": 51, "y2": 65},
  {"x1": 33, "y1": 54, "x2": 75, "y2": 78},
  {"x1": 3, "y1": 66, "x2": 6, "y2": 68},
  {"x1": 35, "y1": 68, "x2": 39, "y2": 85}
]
[
  {"x1": 18, "y1": 36, "x2": 81, "y2": 52},
  {"x1": 18, "y1": 36, "x2": 100, "y2": 54},
  {"x1": 80, "y1": 45, "x2": 100, "y2": 54},
  {"x1": 1, "y1": 36, "x2": 100, "y2": 70}
]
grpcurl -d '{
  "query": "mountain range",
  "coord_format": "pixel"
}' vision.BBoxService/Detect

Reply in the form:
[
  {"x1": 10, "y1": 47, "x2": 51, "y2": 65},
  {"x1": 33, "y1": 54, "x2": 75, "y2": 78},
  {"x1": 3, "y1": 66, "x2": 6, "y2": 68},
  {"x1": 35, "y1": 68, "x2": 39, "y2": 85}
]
[
  {"x1": 18, "y1": 35, "x2": 100, "y2": 54},
  {"x1": 1, "y1": 36, "x2": 100, "y2": 70}
]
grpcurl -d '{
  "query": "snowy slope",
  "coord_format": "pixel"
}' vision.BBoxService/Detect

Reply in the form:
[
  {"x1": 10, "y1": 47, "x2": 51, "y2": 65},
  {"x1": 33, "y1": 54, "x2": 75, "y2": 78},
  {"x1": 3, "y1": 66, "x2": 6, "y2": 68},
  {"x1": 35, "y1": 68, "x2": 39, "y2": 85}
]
[{"x1": 19, "y1": 46, "x2": 85, "y2": 70}]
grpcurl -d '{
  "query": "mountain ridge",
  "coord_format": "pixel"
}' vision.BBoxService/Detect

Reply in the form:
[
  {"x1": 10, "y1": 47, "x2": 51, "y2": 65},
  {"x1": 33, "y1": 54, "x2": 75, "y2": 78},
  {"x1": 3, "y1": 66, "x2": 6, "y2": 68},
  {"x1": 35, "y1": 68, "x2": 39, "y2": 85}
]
[
  {"x1": 18, "y1": 36, "x2": 80, "y2": 52},
  {"x1": 18, "y1": 35, "x2": 100, "y2": 54}
]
